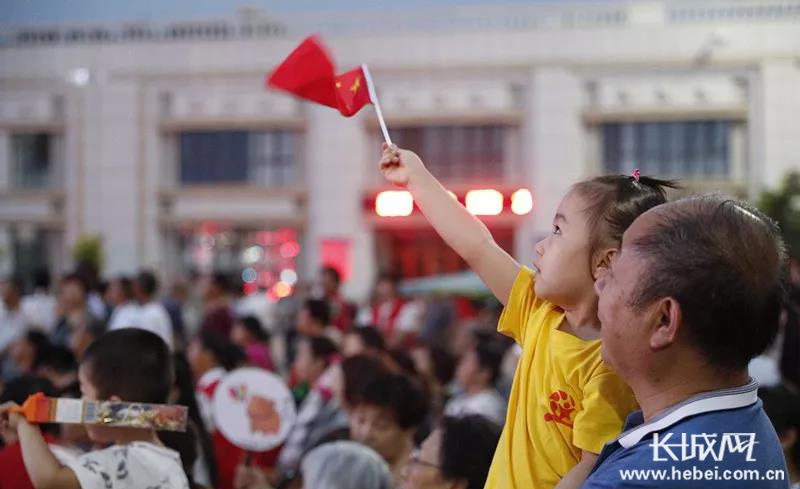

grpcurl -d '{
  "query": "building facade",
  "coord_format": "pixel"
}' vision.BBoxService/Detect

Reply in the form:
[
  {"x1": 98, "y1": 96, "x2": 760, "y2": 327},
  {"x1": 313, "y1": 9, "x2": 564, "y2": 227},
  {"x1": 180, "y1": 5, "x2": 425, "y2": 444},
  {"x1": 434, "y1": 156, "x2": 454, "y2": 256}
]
[{"x1": 1, "y1": 1, "x2": 799, "y2": 299}]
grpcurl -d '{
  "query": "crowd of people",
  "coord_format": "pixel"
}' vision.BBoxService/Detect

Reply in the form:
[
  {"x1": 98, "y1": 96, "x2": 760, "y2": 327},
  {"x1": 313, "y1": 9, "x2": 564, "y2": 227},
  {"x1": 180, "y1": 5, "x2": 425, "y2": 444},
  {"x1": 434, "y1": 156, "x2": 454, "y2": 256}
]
[
  {"x1": 0, "y1": 141, "x2": 798, "y2": 489},
  {"x1": 0, "y1": 261, "x2": 513, "y2": 489}
]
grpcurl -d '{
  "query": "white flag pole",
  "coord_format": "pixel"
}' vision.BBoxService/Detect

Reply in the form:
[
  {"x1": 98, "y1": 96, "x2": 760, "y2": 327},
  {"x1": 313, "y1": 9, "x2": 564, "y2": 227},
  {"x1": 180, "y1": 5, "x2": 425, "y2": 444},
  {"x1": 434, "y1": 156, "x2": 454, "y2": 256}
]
[{"x1": 361, "y1": 63, "x2": 392, "y2": 146}]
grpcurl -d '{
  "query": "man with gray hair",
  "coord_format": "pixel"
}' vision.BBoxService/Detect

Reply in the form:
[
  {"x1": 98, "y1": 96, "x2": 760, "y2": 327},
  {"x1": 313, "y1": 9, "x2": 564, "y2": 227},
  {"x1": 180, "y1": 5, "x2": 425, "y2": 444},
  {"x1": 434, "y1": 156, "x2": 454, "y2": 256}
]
[
  {"x1": 581, "y1": 195, "x2": 789, "y2": 488},
  {"x1": 301, "y1": 441, "x2": 393, "y2": 489}
]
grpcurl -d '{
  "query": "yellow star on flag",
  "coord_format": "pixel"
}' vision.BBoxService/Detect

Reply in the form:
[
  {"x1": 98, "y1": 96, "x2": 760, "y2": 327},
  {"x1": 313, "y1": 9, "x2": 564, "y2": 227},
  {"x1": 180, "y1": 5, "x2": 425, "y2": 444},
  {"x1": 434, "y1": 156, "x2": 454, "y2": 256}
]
[{"x1": 350, "y1": 76, "x2": 361, "y2": 93}]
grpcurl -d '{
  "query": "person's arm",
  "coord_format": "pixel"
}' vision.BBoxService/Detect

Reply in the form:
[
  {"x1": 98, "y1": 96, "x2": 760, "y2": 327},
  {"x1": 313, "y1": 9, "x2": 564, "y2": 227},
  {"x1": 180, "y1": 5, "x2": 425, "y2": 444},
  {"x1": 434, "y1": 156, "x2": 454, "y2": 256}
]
[
  {"x1": 0, "y1": 403, "x2": 80, "y2": 489},
  {"x1": 554, "y1": 451, "x2": 598, "y2": 489},
  {"x1": 379, "y1": 144, "x2": 520, "y2": 305}
]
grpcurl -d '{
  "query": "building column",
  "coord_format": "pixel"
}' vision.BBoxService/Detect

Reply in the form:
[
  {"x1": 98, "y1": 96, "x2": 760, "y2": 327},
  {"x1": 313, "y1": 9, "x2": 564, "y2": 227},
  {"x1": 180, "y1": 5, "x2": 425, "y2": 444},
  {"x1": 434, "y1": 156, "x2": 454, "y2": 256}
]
[
  {"x1": 76, "y1": 80, "x2": 142, "y2": 275},
  {"x1": 515, "y1": 66, "x2": 586, "y2": 268},
  {"x1": 304, "y1": 105, "x2": 375, "y2": 301},
  {"x1": 751, "y1": 59, "x2": 800, "y2": 194}
]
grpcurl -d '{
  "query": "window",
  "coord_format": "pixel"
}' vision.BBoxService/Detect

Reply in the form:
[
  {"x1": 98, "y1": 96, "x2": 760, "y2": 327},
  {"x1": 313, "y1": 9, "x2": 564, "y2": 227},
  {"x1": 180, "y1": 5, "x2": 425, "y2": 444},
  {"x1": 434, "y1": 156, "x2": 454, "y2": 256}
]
[
  {"x1": 388, "y1": 125, "x2": 507, "y2": 180},
  {"x1": 601, "y1": 120, "x2": 734, "y2": 178},
  {"x1": 179, "y1": 130, "x2": 299, "y2": 186},
  {"x1": 12, "y1": 133, "x2": 55, "y2": 189},
  {"x1": 10, "y1": 226, "x2": 58, "y2": 291}
]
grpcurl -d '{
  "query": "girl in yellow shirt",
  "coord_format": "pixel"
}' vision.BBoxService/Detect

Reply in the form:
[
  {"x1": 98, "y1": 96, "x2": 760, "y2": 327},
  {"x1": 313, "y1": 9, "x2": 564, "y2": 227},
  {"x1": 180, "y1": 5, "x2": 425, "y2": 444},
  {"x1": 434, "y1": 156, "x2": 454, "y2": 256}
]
[{"x1": 379, "y1": 144, "x2": 675, "y2": 489}]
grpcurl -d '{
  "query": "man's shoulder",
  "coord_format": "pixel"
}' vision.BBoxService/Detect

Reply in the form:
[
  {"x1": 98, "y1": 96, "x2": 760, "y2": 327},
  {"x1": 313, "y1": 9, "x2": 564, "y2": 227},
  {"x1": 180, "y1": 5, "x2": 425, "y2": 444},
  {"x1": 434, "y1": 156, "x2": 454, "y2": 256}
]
[{"x1": 584, "y1": 405, "x2": 788, "y2": 489}]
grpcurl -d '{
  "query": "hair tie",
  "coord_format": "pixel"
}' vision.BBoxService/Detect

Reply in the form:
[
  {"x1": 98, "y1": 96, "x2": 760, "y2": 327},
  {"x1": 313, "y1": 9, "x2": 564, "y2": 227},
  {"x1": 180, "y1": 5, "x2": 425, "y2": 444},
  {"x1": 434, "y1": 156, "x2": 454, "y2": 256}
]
[{"x1": 631, "y1": 168, "x2": 641, "y2": 183}]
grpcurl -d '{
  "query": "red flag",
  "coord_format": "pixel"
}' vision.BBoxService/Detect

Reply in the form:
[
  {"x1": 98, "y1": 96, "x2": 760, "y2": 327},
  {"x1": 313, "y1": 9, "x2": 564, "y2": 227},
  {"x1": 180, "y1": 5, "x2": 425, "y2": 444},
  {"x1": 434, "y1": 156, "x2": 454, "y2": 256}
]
[{"x1": 267, "y1": 36, "x2": 372, "y2": 117}]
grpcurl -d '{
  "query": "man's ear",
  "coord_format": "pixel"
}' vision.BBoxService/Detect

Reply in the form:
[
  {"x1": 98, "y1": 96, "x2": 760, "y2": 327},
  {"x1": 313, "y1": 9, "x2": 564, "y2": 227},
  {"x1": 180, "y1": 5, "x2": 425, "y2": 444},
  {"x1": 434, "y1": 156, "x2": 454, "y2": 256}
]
[
  {"x1": 650, "y1": 297, "x2": 681, "y2": 350},
  {"x1": 592, "y1": 248, "x2": 618, "y2": 281}
]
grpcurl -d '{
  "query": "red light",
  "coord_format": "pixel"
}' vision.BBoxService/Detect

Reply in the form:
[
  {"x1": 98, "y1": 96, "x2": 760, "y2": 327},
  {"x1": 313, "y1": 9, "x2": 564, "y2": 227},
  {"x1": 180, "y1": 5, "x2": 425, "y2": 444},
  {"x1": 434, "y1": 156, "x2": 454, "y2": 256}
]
[
  {"x1": 511, "y1": 189, "x2": 533, "y2": 215},
  {"x1": 375, "y1": 191, "x2": 413, "y2": 217},
  {"x1": 465, "y1": 189, "x2": 503, "y2": 216},
  {"x1": 280, "y1": 241, "x2": 300, "y2": 258}
]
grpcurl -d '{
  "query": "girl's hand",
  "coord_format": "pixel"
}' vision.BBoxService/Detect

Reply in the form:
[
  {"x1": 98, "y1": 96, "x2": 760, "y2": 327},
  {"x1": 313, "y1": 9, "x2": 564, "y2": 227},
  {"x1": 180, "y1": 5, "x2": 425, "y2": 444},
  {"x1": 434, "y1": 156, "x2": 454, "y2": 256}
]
[{"x1": 378, "y1": 143, "x2": 425, "y2": 188}]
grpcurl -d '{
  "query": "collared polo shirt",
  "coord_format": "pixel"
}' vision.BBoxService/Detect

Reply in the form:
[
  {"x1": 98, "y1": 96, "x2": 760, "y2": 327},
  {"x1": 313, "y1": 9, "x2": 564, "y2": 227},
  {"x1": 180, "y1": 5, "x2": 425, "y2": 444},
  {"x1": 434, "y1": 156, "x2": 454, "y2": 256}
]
[{"x1": 580, "y1": 379, "x2": 789, "y2": 488}]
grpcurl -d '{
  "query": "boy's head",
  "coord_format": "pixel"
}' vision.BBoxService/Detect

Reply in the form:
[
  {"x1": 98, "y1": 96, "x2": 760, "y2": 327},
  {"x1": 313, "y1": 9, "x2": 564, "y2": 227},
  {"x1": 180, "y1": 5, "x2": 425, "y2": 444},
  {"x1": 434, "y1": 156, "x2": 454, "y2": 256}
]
[
  {"x1": 349, "y1": 371, "x2": 429, "y2": 464},
  {"x1": 533, "y1": 174, "x2": 675, "y2": 307},
  {"x1": 79, "y1": 328, "x2": 173, "y2": 404},
  {"x1": 79, "y1": 329, "x2": 173, "y2": 442}
]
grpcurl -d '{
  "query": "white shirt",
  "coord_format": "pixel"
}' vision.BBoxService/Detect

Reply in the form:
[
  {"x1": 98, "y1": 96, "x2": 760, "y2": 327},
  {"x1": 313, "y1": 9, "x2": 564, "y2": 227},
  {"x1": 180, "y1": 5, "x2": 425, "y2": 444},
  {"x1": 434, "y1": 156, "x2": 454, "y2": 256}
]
[
  {"x1": 108, "y1": 302, "x2": 144, "y2": 331},
  {"x1": 0, "y1": 308, "x2": 25, "y2": 354},
  {"x1": 445, "y1": 389, "x2": 507, "y2": 426},
  {"x1": 68, "y1": 442, "x2": 188, "y2": 489},
  {"x1": 20, "y1": 292, "x2": 57, "y2": 333},
  {"x1": 138, "y1": 301, "x2": 174, "y2": 351}
]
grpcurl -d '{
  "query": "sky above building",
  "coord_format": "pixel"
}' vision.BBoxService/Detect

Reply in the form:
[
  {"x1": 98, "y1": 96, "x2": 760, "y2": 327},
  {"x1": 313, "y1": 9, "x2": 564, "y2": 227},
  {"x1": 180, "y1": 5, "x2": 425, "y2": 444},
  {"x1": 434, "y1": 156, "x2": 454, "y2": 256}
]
[{"x1": 1, "y1": 0, "x2": 620, "y2": 26}]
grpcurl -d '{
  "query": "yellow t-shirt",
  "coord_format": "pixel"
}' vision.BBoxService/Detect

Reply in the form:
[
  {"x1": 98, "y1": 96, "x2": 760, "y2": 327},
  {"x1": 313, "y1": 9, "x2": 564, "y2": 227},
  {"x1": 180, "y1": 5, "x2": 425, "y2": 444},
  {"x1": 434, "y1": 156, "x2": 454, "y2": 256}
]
[{"x1": 484, "y1": 267, "x2": 638, "y2": 489}]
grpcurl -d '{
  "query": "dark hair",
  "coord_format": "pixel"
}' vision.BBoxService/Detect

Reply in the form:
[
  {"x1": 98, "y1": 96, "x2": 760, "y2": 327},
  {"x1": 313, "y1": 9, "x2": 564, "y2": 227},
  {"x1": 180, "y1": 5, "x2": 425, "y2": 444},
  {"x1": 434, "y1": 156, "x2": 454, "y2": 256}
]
[
  {"x1": 428, "y1": 345, "x2": 457, "y2": 386},
  {"x1": 321, "y1": 266, "x2": 341, "y2": 286},
  {"x1": 82, "y1": 329, "x2": 174, "y2": 403},
  {"x1": 632, "y1": 196, "x2": 787, "y2": 370},
  {"x1": 210, "y1": 272, "x2": 231, "y2": 294},
  {"x1": 61, "y1": 273, "x2": 88, "y2": 294},
  {"x1": 303, "y1": 335, "x2": 338, "y2": 365},
  {"x1": 1, "y1": 375, "x2": 56, "y2": 404},
  {"x1": 115, "y1": 276, "x2": 135, "y2": 301},
  {"x1": 35, "y1": 344, "x2": 77, "y2": 374},
  {"x1": 573, "y1": 174, "x2": 677, "y2": 255},
  {"x1": 171, "y1": 353, "x2": 218, "y2": 486},
  {"x1": 349, "y1": 326, "x2": 386, "y2": 352},
  {"x1": 341, "y1": 354, "x2": 388, "y2": 406},
  {"x1": 22, "y1": 331, "x2": 51, "y2": 371},
  {"x1": 354, "y1": 372, "x2": 429, "y2": 430},
  {"x1": 33, "y1": 268, "x2": 51, "y2": 290},
  {"x1": 438, "y1": 415, "x2": 501, "y2": 489},
  {"x1": 304, "y1": 299, "x2": 331, "y2": 326},
  {"x1": 136, "y1": 270, "x2": 159, "y2": 298},
  {"x1": 238, "y1": 315, "x2": 269, "y2": 342},
  {"x1": 759, "y1": 385, "x2": 800, "y2": 470},
  {"x1": 472, "y1": 332, "x2": 505, "y2": 385},
  {"x1": 376, "y1": 272, "x2": 399, "y2": 286},
  {"x1": 198, "y1": 330, "x2": 245, "y2": 371},
  {"x1": 388, "y1": 348, "x2": 417, "y2": 376}
]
